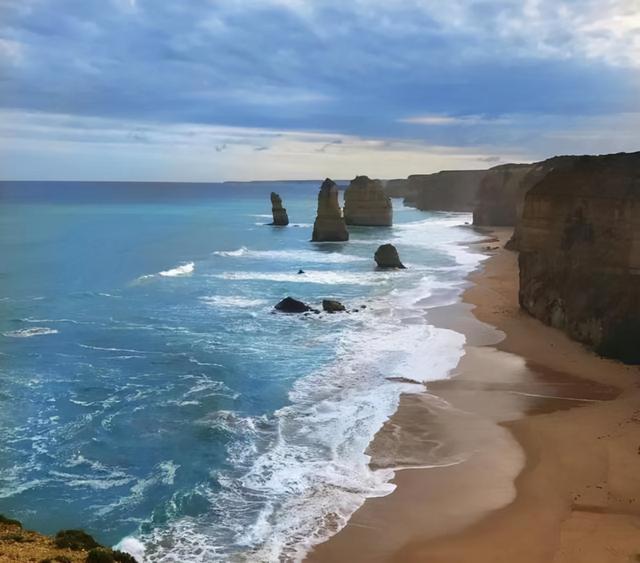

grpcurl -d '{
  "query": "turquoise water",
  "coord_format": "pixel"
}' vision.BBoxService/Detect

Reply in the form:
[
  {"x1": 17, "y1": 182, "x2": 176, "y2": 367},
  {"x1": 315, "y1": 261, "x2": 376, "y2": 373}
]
[{"x1": 0, "y1": 181, "x2": 484, "y2": 561}]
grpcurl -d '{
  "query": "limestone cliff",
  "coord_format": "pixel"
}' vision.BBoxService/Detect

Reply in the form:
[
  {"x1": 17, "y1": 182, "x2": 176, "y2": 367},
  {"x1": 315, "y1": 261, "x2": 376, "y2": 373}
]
[
  {"x1": 408, "y1": 170, "x2": 487, "y2": 211},
  {"x1": 311, "y1": 178, "x2": 349, "y2": 242},
  {"x1": 270, "y1": 192, "x2": 289, "y2": 226},
  {"x1": 518, "y1": 152, "x2": 640, "y2": 363},
  {"x1": 381, "y1": 178, "x2": 413, "y2": 199},
  {"x1": 473, "y1": 164, "x2": 534, "y2": 226},
  {"x1": 343, "y1": 176, "x2": 393, "y2": 226}
]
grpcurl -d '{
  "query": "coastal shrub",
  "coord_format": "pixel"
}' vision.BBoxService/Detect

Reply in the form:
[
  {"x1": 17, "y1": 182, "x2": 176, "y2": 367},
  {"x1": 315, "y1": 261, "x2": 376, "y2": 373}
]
[
  {"x1": 54, "y1": 529, "x2": 100, "y2": 551},
  {"x1": 86, "y1": 548, "x2": 137, "y2": 563},
  {"x1": 1, "y1": 532, "x2": 32, "y2": 542},
  {"x1": 39, "y1": 557, "x2": 72, "y2": 563},
  {"x1": 0, "y1": 514, "x2": 22, "y2": 528}
]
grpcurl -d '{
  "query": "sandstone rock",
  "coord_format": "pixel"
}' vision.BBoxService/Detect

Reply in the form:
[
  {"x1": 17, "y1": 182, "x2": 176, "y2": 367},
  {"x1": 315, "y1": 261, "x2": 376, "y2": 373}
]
[
  {"x1": 381, "y1": 178, "x2": 412, "y2": 198},
  {"x1": 344, "y1": 176, "x2": 393, "y2": 226},
  {"x1": 311, "y1": 179, "x2": 349, "y2": 242},
  {"x1": 473, "y1": 164, "x2": 534, "y2": 226},
  {"x1": 274, "y1": 297, "x2": 313, "y2": 313},
  {"x1": 518, "y1": 151, "x2": 640, "y2": 364},
  {"x1": 407, "y1": 170, "x2": 487, "y2": 211},
  {"x1": 322, "y1": 299, "x2": 346, "y2": 313},
  {"x1": 270, "y1": 192, "x2": 289, "y2": 226},
  {"x1": 374, "y1": 244, "x2": 406, "y2": 269},
  {"x1": 504, "y1": 156, "x2": 580, "y2": 249}
]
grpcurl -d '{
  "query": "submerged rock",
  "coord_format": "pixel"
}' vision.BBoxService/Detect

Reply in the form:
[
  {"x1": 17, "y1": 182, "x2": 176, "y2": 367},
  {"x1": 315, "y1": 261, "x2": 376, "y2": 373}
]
[
  {"x1": 270, "y1": 192, "x2": 289, "y2": 226},
  {"x1": 343, "y1": 176, "x2": 393, "y2": 226},
  {"x1": 274, "y1": 297, "x2": 313, "y2": 313},
  {"x1": 312, "y1": 179, "x2": 349, "y2": 242},
  {"x1": 374, "y1": 244, "x2": 406, "y2": 269},
  {"x1": 322, "y1": 299, "x2": 346, "y2": 313}
]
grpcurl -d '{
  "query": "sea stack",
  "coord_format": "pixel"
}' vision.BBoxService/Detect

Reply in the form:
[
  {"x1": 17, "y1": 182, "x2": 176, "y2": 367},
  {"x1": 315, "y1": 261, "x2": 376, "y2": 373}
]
[
  {"x1": 343, "y1": 175, "x2": 393, "y2": 226},
  {"x1": 518, "y1": 152, "x2": 640, "y2": 363},
  {"x1": 311, "y1": 179, "x2": 349, "y2": 242},
  {"x1": 374, "y1": 244, "x2": 406, "y2": 269},
  {"x1": 270, "y1": 192, "x2": 289, "y2": 226}
]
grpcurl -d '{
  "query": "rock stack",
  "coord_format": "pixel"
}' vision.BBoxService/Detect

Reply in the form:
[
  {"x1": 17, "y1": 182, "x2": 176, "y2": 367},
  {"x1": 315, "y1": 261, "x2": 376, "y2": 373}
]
[
  {"x1": 311, "y1": 178, "x2": 349, "y2": 242},
  {"x1": 374, "y1": 244, "x2": 406, "y2": 269},
  {"x1": 270, "y1": 192, "x2": 289, "y2": 226},
  {"x1": 343, "y1": 176, "x2": 393, "y2": 226}
]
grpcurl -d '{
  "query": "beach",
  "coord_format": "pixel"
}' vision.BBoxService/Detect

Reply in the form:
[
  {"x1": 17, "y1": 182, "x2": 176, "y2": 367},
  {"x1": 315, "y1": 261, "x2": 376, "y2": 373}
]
[{"x1": 308, "y1": 227, "x2": 640, "y2": 563}]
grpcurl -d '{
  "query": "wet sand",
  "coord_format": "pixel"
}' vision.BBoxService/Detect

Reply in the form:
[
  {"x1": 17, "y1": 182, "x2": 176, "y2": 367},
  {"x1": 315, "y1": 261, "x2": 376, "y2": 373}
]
[{"x1": 308, "y1": 227, "x2": 640, "y2": 563}]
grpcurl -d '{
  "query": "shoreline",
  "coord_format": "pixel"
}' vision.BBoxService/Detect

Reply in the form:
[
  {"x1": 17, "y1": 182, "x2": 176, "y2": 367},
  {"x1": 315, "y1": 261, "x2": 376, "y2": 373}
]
[{"x1": 308, "y1": 227, "x2": 640, "y2": 562}]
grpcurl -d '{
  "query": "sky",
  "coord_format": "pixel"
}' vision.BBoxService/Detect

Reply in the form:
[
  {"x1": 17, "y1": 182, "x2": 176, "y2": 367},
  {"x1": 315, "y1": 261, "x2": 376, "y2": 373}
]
[{"x1": 1, "y1": 0, "x2": 639, "y2": 181}]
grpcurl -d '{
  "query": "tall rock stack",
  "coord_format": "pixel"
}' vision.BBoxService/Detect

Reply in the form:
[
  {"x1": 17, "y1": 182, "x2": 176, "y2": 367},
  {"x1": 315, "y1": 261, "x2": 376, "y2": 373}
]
[
  {"x1": 518, "y1": 152, "x2": 640, "y2": 363},
  {"x1": 270, "y1": 192, "x2": 289, "y2": 226},
  {"x1": 311, "y1": 178, "x2": 349, "y2": 242},
  {"x1": 343, "y1": 176, "x2": 393, "y2": 226}
]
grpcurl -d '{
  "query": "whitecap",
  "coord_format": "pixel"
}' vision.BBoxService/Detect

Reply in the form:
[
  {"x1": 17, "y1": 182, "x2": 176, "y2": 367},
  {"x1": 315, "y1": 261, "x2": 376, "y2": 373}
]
[
  {"x1": 200, "y1": 296, "x2": 269, "y2": 308},
  {"x1": 210, "y1": 270, "x2": 390, "y2": 286},
  {"x1": 214, "y1": 248, "x2": 365, "y2": 264},
  {"x1": 159, "y1": 262, "x2": 195, "y2": 277},
  {"x1": 114, "y1": 537, "x2": 146, "y2": 562},
  {"x1": 3, "y1": 327, "x2": 59, "y2": 338}
]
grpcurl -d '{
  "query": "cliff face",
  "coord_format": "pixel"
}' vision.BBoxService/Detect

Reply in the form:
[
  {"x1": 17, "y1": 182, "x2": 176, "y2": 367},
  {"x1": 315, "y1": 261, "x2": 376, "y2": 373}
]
[
  {"x1": 311, "y1": 178, "x2": 349, "y2": 241},
  {"x1": 473, "y1": 164, "x2": 534, "y2": 226},
  {"x1": 408, "y1": 170, "x2": 487, "y2": 211},
  {"x1": 343, "y1": 176, "x2": 393, "y2": 226},
  {"x1": 518, "y1": 152, "x2": 640, "y2": 363},
  {"x1": 270, "y1": 192, "x2": 289, "y2": 226},
  {"x1": 381, "y1": 178, "x2": 413, "y2": 199}
]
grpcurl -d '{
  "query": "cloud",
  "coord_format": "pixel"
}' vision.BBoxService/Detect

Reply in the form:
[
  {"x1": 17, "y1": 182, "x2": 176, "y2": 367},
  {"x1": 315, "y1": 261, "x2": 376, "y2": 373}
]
[{"x1": 0, "y1": 0, "x2": 638, "y2": 180}]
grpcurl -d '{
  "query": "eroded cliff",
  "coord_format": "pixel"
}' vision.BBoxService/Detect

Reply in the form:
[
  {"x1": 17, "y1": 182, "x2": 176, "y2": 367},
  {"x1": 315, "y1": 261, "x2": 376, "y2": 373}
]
[
  {"x1": 408, "y1": 170, "x2": 487, "y2": 211},
  {"x1": 518, "y1": 152, "x2": 640, "y2": 363}
]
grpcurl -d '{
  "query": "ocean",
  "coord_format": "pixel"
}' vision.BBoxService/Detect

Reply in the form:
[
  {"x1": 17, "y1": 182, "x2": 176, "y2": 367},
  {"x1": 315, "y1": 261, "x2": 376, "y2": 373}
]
[{"x1": 0, "y1": 181, "x2": 485, "y2": 561}]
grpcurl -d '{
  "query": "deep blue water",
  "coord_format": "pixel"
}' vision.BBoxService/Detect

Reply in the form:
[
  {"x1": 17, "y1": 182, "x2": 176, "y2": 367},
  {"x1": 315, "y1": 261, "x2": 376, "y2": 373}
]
[{"x1": 0, "y1": 181, "x2": 484, "y2": 562}]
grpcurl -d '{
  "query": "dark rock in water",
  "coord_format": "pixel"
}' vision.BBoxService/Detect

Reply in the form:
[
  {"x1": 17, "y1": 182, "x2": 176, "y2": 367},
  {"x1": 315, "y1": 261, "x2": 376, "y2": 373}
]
[
  {"x1": 322, "y1": 299, "x2": 346, "y2": 313},
  {"x1": 344, "y1": 175, "x2": 393, "y2": 226},
  {"x1": 312, "y1": 179, "x2": 349, "y2": 241},
  {"x1": 518, "y1": 151, "x2": 640, "y2": 364},
  {"x1": 374, "y1": 244, "x2": 406, "y2": 269},
  {"x1": 297, "y1": 269, "x2": 305, "y2": 274},
  {"x1": 270, "y1": 192, "x2": 289, "y2": 226},
  {"x1": 274, "y1": 297, "x2": 312, "y2": 313}
]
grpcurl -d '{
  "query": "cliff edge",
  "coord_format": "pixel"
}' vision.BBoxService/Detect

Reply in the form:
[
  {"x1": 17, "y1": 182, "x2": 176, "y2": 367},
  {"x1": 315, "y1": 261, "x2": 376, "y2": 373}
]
[{"x1": 518, "y1": 152, "x2": 640, "y2": 363}]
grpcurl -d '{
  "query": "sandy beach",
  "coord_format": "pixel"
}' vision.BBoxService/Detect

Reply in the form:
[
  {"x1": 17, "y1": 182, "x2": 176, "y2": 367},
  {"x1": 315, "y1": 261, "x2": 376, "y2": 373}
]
[{"x1": 308, "y1": 227, "x2": 640, "y2": 563}]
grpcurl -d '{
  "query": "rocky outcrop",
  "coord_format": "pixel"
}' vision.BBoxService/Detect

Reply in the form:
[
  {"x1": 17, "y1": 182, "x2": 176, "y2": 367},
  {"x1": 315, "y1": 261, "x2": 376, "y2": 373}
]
[
  {"x1": 322, "y1": 299, "x2": 346, "y2": 313},
  {"x1": 274, "y1": 297, "x2": 313, "y2": 313},
  {"x1": 473, "y1": 164, "x2": 534, "y2": 226},
  {"x1": 408, "y1": 170, "x2": 487, "y2": 211},
  {"x1": 344, "y1": 176, "x2": 393, "y2": 226},
  {"x1": 518, "y1": 152, "x2": 640, "y2": 363},
  {"x1": 374, "y1": 244, "x2": 406, "y2": 269},
  {"x1": 270, "y1": 192, "x2": 289, "y2": 226},
  {"x1": 311, "y1": 179, "x2": 349, "y2": 242}
]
